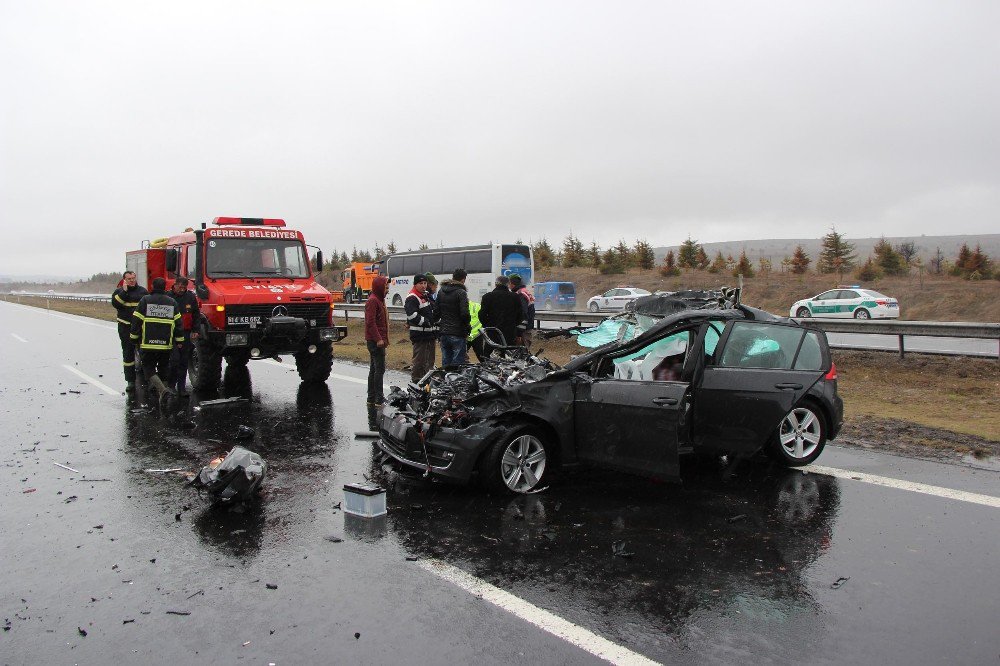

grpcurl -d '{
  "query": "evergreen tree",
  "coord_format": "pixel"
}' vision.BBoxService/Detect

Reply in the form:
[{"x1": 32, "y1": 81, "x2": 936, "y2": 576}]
[
  {"x1": 817, "y1": 226, "x2": 856, "y2": 278},
  {"x1": 614, "y1": 239, "x2": 633, "y2": 267},
  {"x1": 633, "y1": 239, "x2": 655, "y2": 270},
  {"x1": 790, "y1": 245, "x2": 811, "y2": 274},
  {"x1": 964, "y1": 244, "x2": 993, "y2": 279},
  {"x1": 659, "y1": 249, "x2": 681, "y2": 276},
  {"x1": 855, "y1": 257, "x2": 882, "y2": 281},
  {"x1": 873, "y1": 237, "x2": 907, "y2": 276},
  {"x1": 677, "y1": 237, "x2": 701, "y2": 269},
  {"x1": 418, "y1": 243, "x2": 430, "y2": 251},
  {"x1": 599, "y1": 248, "x2": 625, "y2": 274},
  {"x1": 372, "y1": 244, "x2": 385, "y2": 260},
  {"x1": 587, "y1": 241, "x2": 602, "y2": 269},
  {"x1": 707, "y1": 251, "x2": 727, "y2": 274},
  {"x1": 561, "y1": 233, "x2": 584, "y2": 267},
  {"x1": 532, "y1": 238, "x2": 556, "y2": 268},
  {"x1": 733, "y1": 250, "x2": 755, "y2": 278},
  {"x1": 757, "y1": 257, "x2": 772, "y2": 276},
  {"x1": 694, "y1": 247, "x2": 709, "y2": 270},
  {"x1": 386, "y1": 241, "x2": 397, "y2": 255},
  {"x1": 951, "y1": 243, "x2": 972, "y2": 276},
  {"x1": 350, "y1": 246, "x2": 360, "y2": 262},
  {"x1": 895, "y1": 241, "x2": 916, "y2": 265}
]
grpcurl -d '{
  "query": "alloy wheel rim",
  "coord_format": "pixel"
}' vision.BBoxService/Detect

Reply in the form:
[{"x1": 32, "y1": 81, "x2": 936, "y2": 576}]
[
  {"x1": 500, "y1": 435, "x2": 546, "y2": 492},
  {"x1": 779, "y1": 408, "x2": 821, "y2": 459}
]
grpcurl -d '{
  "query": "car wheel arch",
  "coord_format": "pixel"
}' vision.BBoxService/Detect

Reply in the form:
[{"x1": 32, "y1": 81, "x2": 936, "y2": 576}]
[{"x1": 473, "y1": 415, "x2": 563, "y2": 472}]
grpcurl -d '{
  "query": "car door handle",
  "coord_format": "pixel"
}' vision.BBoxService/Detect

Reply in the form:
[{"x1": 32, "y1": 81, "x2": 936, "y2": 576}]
[
  {"x1": 652, "y1": 397, "x2": 678, "y2": 406},
  {"x1": 774, "y1": 383, "x2": 803, "y2": 390}
]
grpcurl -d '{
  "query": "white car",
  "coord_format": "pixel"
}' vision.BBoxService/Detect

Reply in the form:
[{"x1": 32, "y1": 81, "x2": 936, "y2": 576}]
[
  {"x1": 587, "y1": 287, "x2": 651, "y2": 312},
  {"x1": 790, "y1": 287, "x2": 900, "y2": 320}
]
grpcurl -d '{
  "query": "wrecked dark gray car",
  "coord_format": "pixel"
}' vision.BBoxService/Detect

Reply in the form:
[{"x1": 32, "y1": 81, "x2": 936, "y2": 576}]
[{"x1": 377, "y1": 302, "x2": 843, "y2": 494}]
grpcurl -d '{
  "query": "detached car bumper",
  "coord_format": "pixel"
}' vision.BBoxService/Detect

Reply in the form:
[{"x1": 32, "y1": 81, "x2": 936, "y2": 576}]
[{"x1": 376, "y1": 404, "x2": 495, "y2": 484}]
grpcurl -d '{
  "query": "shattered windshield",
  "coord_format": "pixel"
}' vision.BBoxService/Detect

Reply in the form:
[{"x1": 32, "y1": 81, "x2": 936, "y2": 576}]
[{"x1": 206, "y1": 238, "x2": 310, "y2": 278}]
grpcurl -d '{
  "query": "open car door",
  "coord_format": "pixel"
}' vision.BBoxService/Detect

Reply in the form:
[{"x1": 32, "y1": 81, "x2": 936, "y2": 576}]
[
  {"x1": 571, "y1": 328, "x2": 702, "y2": 480},
  {"x1": 692, "y1": 320, "x2": 827, "y2": 454}
]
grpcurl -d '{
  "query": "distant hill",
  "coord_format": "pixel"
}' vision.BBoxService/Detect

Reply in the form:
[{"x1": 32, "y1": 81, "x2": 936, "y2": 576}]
[
  {"x1": 654, "y1": 234, "x2": 1000, "y2": 264},
  {"x1": 0, "y1": 274, "x2": 83, "y2": 283}
]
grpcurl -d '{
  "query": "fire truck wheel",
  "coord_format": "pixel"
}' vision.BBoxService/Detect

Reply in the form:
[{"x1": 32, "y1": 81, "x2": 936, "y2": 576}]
[
  {"x1": 190, "y1": 340, "x2": 222, "y2": 392},
  {"x1": 295, "y1": 341, "x2": 333, "y2": 383}
]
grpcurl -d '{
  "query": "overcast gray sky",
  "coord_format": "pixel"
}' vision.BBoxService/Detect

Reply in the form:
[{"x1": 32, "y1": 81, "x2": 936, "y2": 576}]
[{"x1": 1, "y1": 0, "x2": 997, "y2": 276}]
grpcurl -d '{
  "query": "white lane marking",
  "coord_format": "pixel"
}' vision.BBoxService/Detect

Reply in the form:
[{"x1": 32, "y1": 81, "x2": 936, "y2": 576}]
[
  {"x1": 259, "y1": 358, "x2": 367, "y2": 384},
  {"x1": 418, "y1": 559, "x2": 659, "y2": 666},
  {"x1": 11, "y1": 333, "x2": 28, "y2": 342},
  {"x1": 804, "y1": 464, "x2": 1000, "y2": 509},
  {"x1": 1, "y1": 300, "x2": 116, "y2": 330},
  {"x1": 62, "y1": 365, "x2": 119, "y2": 396}
]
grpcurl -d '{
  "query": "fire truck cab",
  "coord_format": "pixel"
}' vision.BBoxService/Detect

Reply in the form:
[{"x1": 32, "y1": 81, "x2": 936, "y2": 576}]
[{"x1": 126, "y1": 216, "x2": 347, "y2": 391}]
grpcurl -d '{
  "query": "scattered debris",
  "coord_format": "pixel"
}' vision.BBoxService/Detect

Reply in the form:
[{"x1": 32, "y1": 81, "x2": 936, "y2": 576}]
[
  {"x1": 175, "y1": 513, "x2": 182, "y2": 522},
  {"x1": 144, "y1": 468, "x2": 187, "y2": 474},
  {"x1": 166, "y1": 610, "x2": 191, "y2": 616},
  {"x1": 78, "y1": 627, "x2": 87, "y2": 637},
  {"x1": 727, "y1": 514, "x2": 748, "y2": 523},
  {"x1": 93, "y1": 524, "x2": 104, "y2": 530},
  {"x1": 611, "y1": 541, "x2": 634, "y2": 558},
  {"x1": 236, "y1": 425, "x2": 255, "y2": 439},
  {"x1": 22, "y1": 488, "x2": 36, "y2": 494},
  {"x1": 54, "y1": 462, "x2": 81, "y2": 473},
  {"x1": 343, "y1": 483, "x2": 387, "y2": 518},
  {"x1": 354, "y1": 632, "x2": 361, "y2": 639},
  {"x1": 266, "y1": 583, "x2": 278, "y2": 590},
  {"x1": 189, "y1": 447, "x2": 267, "y2": 504},
  {"x1": 405, "y1": 556, "x2": 419, "y2": 561},
  {"x1": 123, "y1": 619, "x2": 135, "y2": 624},
  {"x1": 324, "y1": 536, "x2": 343, "y2": 543},
  {"x1": 186, "y1": 590, "x2": 204, "y2": 600},
  {"x1": 242, "y1": 641, "x2": 251, "y2": 647},
  {"x1": 831, "y1": 576, "x2": 851, "y2": 589},
  {"x1": 68, "y1": 390, "x2": 81, "y2": 394},
  {"x1": 354, "y1": 431, "x2": 380, "y2": 439}
]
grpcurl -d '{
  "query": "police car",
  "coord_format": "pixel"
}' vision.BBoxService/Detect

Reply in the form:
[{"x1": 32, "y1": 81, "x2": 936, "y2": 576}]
[
  {"x1": 790, "y1": 286, "x2": 900, "y2": 320},
  {"x1": 587, "y1": 286, "x2": 651, "y2": 312}
]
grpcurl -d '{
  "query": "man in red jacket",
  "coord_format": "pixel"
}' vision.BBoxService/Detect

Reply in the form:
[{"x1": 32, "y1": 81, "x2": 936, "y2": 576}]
[{"x1": 364, "y1": 276, "x2": 390, "y2": 428}]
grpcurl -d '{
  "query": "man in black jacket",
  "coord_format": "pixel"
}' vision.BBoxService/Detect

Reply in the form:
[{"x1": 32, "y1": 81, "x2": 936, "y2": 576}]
[
  {"x1": 436, "y1": 268, "x2": 471, "y2": 368},
  {"x1": 404, "y1": 273, "x2": 438, "y2": 382},
  {"x1": 169, "y1": 277, "x2": 201, "y2": 396},
  {"x1": 111, "y1": 271, "x2": 148, "y2": 394},
  {"x1": 130, "y1": 277, "x2": 184, "y2": 406},
  {"x1": 479, "y1": 275, "x2": 523, "y2": 355}
]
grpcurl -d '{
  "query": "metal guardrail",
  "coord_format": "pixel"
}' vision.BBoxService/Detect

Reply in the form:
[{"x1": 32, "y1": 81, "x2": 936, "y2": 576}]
[{"x1": 11, "y1": 293, "x2": 998, "y2": 358}]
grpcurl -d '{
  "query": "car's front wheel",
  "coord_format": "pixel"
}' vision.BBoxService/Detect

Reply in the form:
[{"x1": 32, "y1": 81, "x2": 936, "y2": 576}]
[
  {"x1": 588, "y1": 302, "x2": 599, "y2": 313},
  {"x1": 854, "y1": 308, "x2": 870, "y2": 320},
  {"x1": 796, "y1": 307, "x2": 811, "y2": 318},
  {"x1": 481, "y1": 425, "x2": 550, "y2": 494},
  {"x1": 767, "y1": 403, "x2": 826, "y2": 466}
]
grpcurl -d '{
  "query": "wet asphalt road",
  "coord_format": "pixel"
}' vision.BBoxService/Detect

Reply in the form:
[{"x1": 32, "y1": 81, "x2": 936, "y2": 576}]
[{"x1": 1, "y1": 300, "x2": 998, "y2": 665}]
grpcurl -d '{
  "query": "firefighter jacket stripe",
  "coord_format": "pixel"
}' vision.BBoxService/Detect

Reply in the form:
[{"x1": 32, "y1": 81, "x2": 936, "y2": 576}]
[
  {"x1": 404, "y1": 291, "x2": 438, "y2": 340},
  {"x1": 130, "y1": 292, "x2": 185, "y2": 351},
  {"x1": 112, "y1": 285, "x2": 148, "y2": 325}
]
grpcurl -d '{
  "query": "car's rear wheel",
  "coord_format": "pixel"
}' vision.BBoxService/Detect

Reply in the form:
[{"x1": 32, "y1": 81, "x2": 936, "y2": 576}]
[
  {"x1": 796, "y1": 307, "x2": 811, "y2": 318},
  {"x1": 481, "y1": 425, "x2": 549, "y2": 494},
  {"x1": 767, "y1": 403, "x2": 826, "y2": 466},
  {"x1": 853, "y1": 308, "x2": 870, "y2": 320},
  {"x1": 588, "y1": 302, "x2": 599, "y2": 313}
]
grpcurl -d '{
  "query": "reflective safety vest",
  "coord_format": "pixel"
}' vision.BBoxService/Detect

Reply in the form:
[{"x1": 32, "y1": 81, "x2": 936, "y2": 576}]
[
  {"x1": 467, "y1": 301, "x2": 482, "y2": 342},
  {"x1": 130, "y1": 292, "x2": 184, "y2": 351},
  {"x1": 112, "y1": 284, "x2": 148, "y2": 325}
]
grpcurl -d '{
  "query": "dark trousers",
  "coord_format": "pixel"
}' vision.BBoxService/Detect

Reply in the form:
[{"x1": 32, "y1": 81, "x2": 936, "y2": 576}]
[
  {"x1": 170, "y1": 338, "x2": 192, "y2": 392},
  {"x1": 141, "y1": 350, "x2": 171, "y2": 382},
  {"x1": 440, "y1": 334, "x2": 467, "y2": 368},
  {"x1": 366, "y1": 340, "x2": 386, "y2": 405},
  {"x1": 410, "y1": 338, "x2": 436, "y2": 382},
  {"x1": 469, "y1": 335, "x2": 487, "y2": 362},
  {"x1": 118, "y1": 323, "x2": 136, "y2": 383}
]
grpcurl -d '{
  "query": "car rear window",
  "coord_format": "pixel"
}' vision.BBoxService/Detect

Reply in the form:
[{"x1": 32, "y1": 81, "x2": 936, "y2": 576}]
[
  {"x1": 718, "y1": 322, "x2": 804, "y2": 370},
  {"x1": 558, "y1": 284, "x2": 575, "y2": 294}
]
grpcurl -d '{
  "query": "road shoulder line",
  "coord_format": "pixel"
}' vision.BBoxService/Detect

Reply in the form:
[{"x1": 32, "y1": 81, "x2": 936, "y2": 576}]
[
  {"x1": 804, "y1": 464, "x2": 1000, "y2": 508},
  {"x1": 63, "y1": 364, "x2": 120, "y2": 396}
]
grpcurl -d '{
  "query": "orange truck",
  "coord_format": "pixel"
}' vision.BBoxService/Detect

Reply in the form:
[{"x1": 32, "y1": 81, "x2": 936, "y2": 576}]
[{"x1": 341, "y1": 262, "x2": 381, "y2": 303}]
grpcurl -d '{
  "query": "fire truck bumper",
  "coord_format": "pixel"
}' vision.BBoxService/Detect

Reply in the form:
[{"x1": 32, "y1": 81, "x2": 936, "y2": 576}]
[{"x1": 212, "y1": 321, "x2": 347, "y2": 354}]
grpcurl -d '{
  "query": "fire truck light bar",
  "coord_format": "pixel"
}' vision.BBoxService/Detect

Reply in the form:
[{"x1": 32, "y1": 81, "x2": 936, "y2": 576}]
[{"x1": 212, "y1": 217, "x2": 286, "y2": 227}]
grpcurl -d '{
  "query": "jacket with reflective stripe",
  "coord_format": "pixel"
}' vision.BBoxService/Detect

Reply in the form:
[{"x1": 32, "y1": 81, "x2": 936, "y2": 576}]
[
  {"x1": 404, "y1": 289, "x2": 438, "y2": 341},
  {"x1": 112, "y1": 284, "x2": 149, "y2": 325},
  {"x1": 130, "y1": 291, "x2": 184, "y2": 351}
]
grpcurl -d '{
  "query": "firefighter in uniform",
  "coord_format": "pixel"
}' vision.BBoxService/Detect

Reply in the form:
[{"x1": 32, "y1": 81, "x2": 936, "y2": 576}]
[
  {"x1": 111, "y1": 271, "x2": 148, "y2": 394},
  {"x1": 130, "y1": 277, "x2": 185, "y2": 406},
  {"x1": 169, "y1": 276, "x2": 200, "y2": 396}
]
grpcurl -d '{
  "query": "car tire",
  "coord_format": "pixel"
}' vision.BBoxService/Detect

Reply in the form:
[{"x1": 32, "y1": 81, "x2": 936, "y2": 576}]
[
  {"x1": 480, "y1": 425, "x2": 550, "y2": 494},
  {"x1": 189, "y1": 339, "x2": 222, "y2": 392},
  {"x1": 588, "y1": 302, "x2": 599, "y2": 313},
  {"x1": 853, "y1": 308, "x2": 870, "y2": 320},
  {"x1": 796, "y1": 307, "x2": 811, "y2": 318},
  {"x1": 392, "y1": 294, "x2": 402, "y2": 307},
  {"x1": 767, "y1": 402, "x2": 827, "y2": 466},
  {"x1": 294, "y1": 341, "x2": 333, "y2": 383}
]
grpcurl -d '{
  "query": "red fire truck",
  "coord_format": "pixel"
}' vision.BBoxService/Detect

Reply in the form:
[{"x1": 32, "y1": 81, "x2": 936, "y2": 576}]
[{"x1": 125, "y1": 217, "x2": 347, "y2": 391}]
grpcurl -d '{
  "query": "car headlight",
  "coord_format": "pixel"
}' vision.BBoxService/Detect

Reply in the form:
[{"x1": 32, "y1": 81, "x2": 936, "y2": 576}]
[
  {"x1": 318, "y1": 329, "x2": 337, "y2": 341},
  {"x1": 225, "y1": 333, "x2": 249, "y2": 346}
]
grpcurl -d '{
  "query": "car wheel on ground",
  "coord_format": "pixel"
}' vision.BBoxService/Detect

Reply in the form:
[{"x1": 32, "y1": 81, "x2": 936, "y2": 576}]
[
  {"x1": 767, "y1": 403, "x2": 826, "y2": 466},
  {"x1": 588, "y1": 302, "x2": 599, "y2": 313},
  {"x1": 480, "y1": 425, "x2": 549, "y2": 494},
  {"x1": 853, "y1": 308, "x2": 870, "y2": 320},
  {"x1": 796, "y1": 307, "x2": 811, "y2": 318}
]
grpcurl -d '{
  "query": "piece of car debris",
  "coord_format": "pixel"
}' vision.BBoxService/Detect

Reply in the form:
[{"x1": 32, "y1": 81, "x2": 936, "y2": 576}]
[
  {"x1": 123, "y1": 619, "x2": 135, "y2": 624},
  {"x1": 54, "y1": 462, "x2": 81, "y2": 473},
  {"x1": 325, "y1": 536, "x2": 343, "y2": 543},
  {"x1": 611, "y1": 541, "x2": 634, "y2": 558},
  {"x1": 144, "y1": 468, "x2": 187, "y2": 474},
  {"x1": 354, "y1": 431, "x2": 379, "y2": 439},
  {"x1": 78, "y1": 627, "x2": 88, "y2": 637},
  {"x1": 727, "y1": 514, "x2": 748, "y2": 523},
  {"x1": 831, "y1": 576, "x2": 851, "y2": 589},
  {"x1": 266, "y1": 583, "x2": 278, "y2": 590},
  {"x1": 166, "y1": 610, "x2": 191, "y2": 616},
  {"x1": 189, "y1": 447, "x2": 267, "y2": 504}
]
